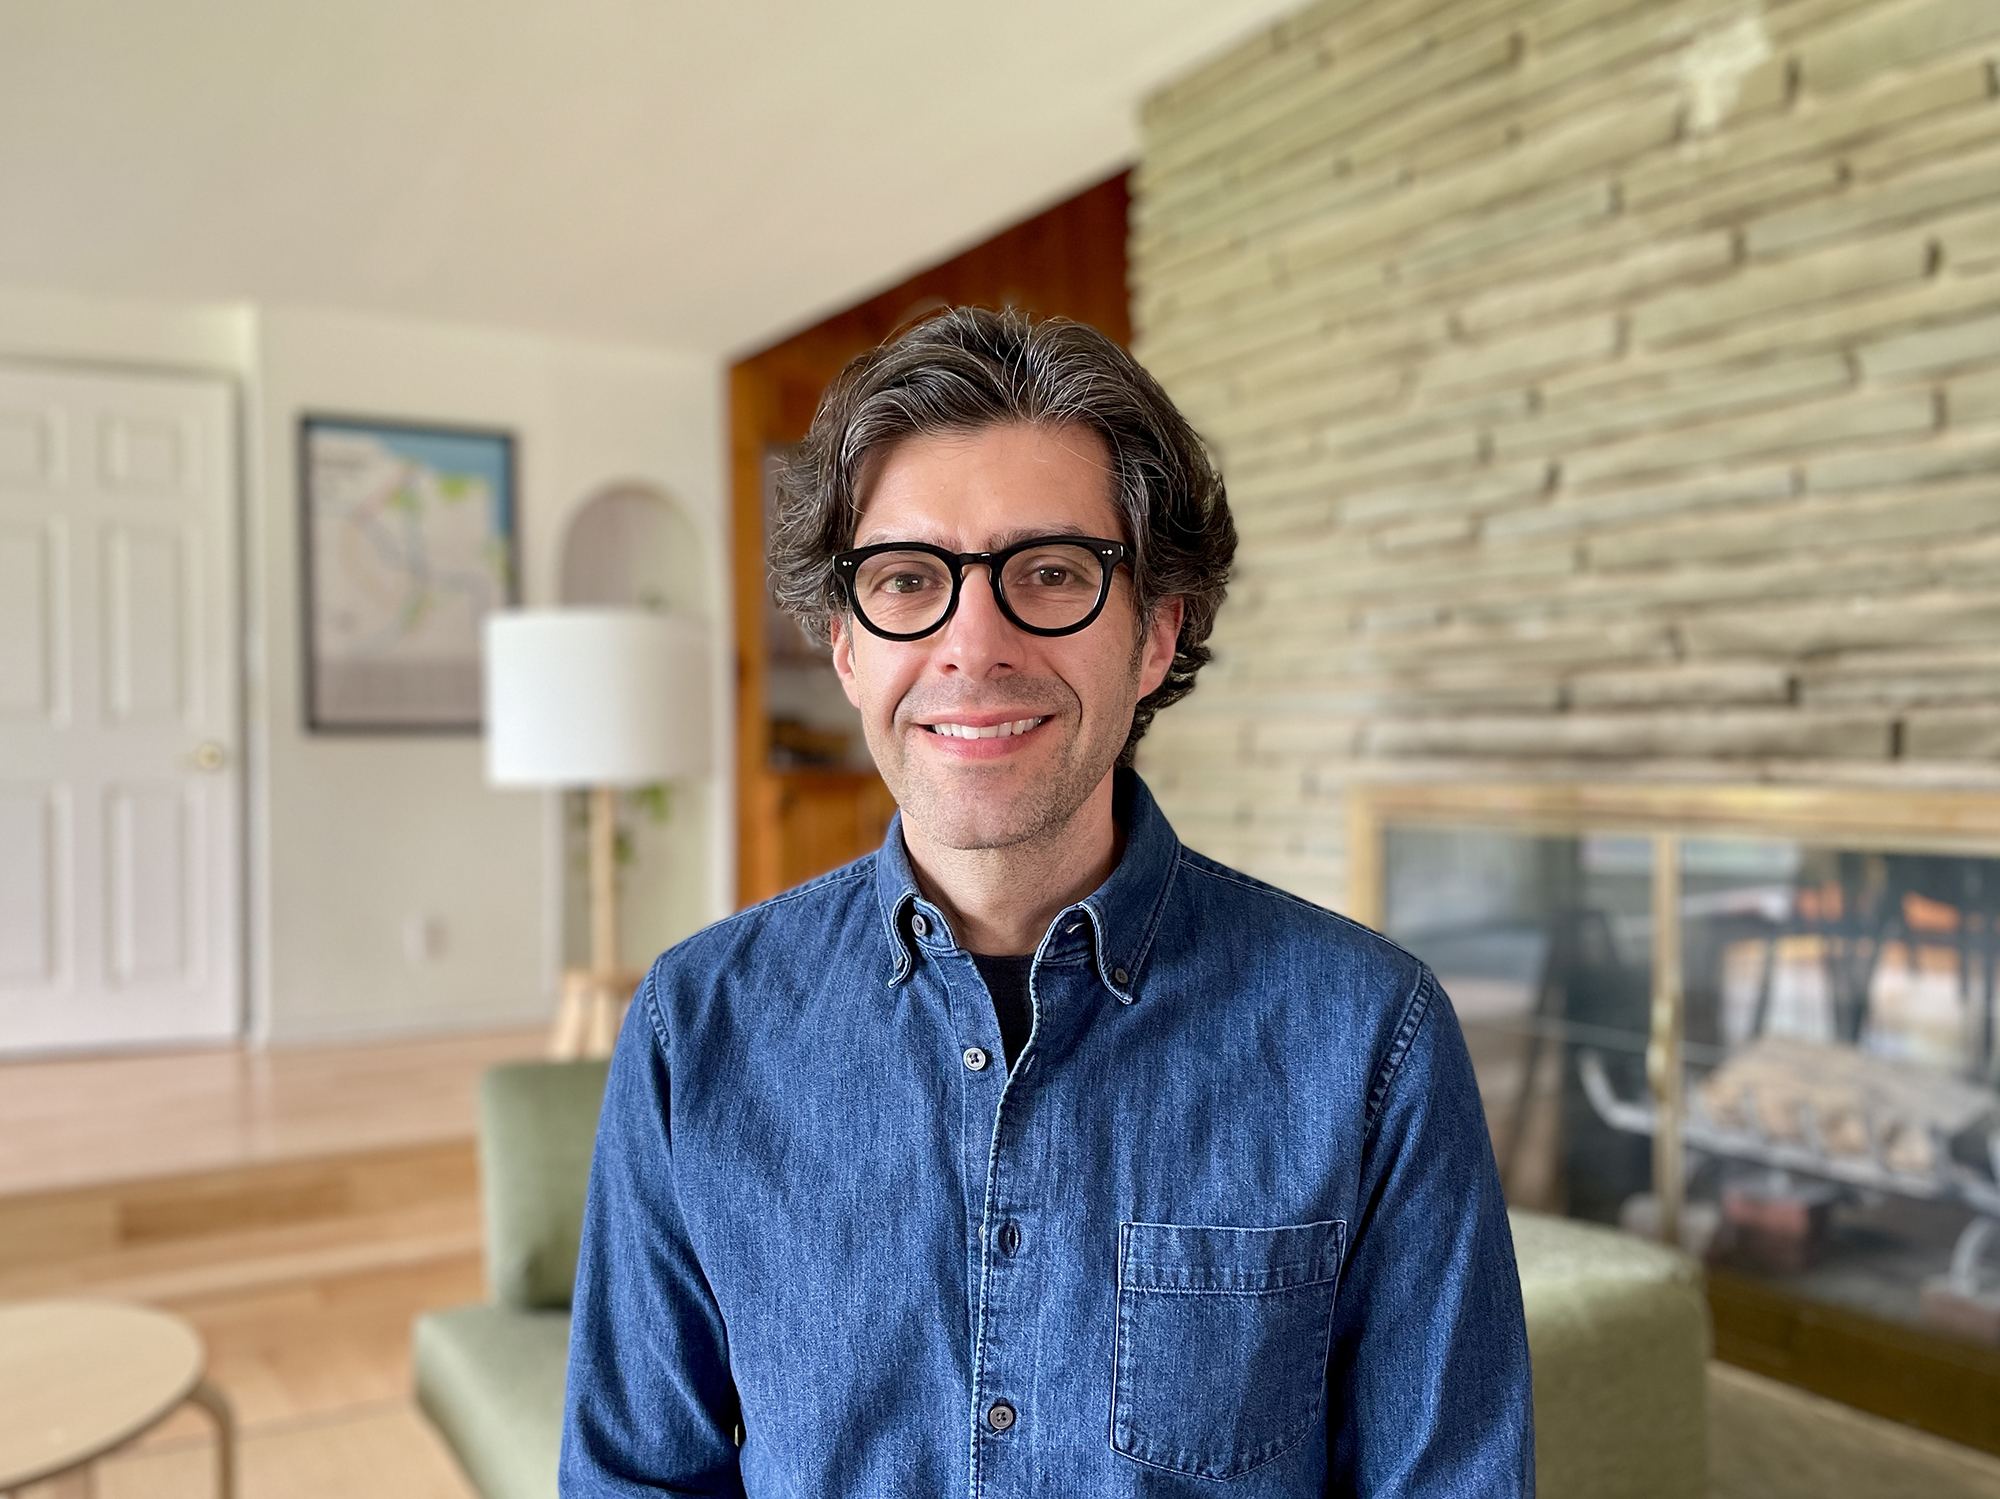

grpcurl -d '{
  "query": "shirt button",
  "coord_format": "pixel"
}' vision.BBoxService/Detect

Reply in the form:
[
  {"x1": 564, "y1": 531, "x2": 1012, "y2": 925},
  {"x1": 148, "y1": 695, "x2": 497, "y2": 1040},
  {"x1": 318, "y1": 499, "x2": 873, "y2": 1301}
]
[
  {"x1": 986, "y1": 1400, "x2": 1016, "y2": 1432},
  {"x1": 962, "y1": 1046, "x2": 990, "y2": 1072},
  {"x1": 998, "y1": 1220, "x2": 1021, "y2": 1256},
  {"x1": 1111, "y1": 966, "x2": 1130, "y2": 986},
  {"x1": 911, "y1": 913, "x2": 930, "y2": 938}
]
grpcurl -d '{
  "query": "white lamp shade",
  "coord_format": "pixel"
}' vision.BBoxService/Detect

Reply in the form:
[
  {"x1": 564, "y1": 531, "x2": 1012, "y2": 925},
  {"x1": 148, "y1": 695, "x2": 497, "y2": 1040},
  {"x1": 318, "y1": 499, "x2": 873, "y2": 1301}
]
[{"x1": 484, "y1": 609, "x2": 710, "y2": 787}]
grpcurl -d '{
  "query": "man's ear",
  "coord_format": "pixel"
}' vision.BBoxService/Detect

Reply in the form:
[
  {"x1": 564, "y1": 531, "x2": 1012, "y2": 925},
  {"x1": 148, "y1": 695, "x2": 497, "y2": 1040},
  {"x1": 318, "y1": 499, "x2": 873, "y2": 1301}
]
[
  {"x1": 1137, "y1": 597, "x2": 1184, "y2": 699},
  {"x1": 829, "y1": 614, "x2": 863, "y2": 708}
]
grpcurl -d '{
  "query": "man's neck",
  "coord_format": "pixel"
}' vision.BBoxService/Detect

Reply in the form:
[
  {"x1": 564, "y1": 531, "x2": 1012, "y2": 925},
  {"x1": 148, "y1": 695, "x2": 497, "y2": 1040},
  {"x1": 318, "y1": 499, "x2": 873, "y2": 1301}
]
[{"x1": 900, "y1": 773, "x2": 1122, "y2": 956}]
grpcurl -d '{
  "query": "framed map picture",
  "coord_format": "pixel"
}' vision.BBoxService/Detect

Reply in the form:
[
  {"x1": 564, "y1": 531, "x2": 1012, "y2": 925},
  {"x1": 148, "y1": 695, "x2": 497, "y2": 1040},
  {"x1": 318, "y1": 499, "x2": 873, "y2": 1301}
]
[{"x1": 299, "y1": 415, "x2": 519, "y2": 732}]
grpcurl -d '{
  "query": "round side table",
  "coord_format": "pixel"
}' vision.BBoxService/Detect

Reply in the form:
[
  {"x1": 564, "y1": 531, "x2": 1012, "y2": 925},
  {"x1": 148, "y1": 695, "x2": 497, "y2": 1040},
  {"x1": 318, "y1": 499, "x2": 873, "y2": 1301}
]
[{"x1": 0, "y1": 1299, "x2": 235, "y2": 1497}]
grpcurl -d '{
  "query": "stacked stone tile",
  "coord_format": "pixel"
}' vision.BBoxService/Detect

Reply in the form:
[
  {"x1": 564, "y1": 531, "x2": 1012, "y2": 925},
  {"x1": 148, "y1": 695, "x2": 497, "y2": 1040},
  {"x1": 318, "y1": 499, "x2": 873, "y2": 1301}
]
[{"x1": 1132, "y1": 0, "x2": 2000, "y2": 909}]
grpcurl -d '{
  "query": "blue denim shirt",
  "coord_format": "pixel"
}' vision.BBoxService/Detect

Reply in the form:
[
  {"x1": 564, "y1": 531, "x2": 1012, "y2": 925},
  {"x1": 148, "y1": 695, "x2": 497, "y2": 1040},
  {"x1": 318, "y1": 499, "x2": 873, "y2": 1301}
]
[{"x1": 562, "y1": 773, "x2": 1532, "y2": 1497}]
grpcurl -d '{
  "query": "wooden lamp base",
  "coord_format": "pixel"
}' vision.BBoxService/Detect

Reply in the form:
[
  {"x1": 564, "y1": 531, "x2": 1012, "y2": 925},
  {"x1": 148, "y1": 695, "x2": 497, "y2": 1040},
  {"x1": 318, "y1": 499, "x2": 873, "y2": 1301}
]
[{"x1": 551, "y1": 785, "x2": 645, "y2": 1060}]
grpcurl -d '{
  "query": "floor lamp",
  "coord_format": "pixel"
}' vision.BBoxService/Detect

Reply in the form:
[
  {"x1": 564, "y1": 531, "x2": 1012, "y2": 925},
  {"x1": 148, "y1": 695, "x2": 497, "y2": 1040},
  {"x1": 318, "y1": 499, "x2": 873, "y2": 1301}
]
[{"x1": 484, "y1": 608, "x2": 709, "y2": 1058}]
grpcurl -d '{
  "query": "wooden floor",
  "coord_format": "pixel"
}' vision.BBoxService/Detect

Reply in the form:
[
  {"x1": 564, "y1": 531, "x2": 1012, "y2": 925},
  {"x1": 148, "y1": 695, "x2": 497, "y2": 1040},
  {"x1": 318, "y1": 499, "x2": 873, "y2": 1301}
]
[
  {"x1": 0, "y1": 1028, "x2": 546, "y2": 1198},
  {"x1": 1, "y1": 1028, "x2": 543, "y2": 1499}
]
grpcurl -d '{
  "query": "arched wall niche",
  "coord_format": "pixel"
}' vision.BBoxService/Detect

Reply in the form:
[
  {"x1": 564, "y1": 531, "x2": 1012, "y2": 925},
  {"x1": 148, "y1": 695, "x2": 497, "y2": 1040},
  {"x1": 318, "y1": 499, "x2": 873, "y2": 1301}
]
[
  {"x1": 554, "y1": 480, "x2": 714, "y2": 975},
  {"x1": 558, "y1": 480, "x2": 711, "y2": 615}
]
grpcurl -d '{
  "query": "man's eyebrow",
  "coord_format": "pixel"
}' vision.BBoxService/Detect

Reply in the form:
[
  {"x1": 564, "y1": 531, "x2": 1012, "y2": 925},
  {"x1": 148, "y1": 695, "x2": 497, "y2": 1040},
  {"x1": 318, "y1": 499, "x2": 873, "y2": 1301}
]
[
  {"x1": 991, "y1": 525, "x2": 1093, "y2": 548},
  {"x1": 849, "y1": 524, "x2": 1097, "y2": 551},
  {"x1": 851, "y1": 525, "x2": 946, "y2": 548}
]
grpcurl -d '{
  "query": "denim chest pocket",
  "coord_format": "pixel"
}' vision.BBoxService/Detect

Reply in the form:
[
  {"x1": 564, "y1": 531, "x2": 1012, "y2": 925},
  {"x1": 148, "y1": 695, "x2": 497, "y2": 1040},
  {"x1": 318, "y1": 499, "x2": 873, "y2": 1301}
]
[{"x1": 1111, "y1": 1219, "x2": 1345, "y2": 1481}]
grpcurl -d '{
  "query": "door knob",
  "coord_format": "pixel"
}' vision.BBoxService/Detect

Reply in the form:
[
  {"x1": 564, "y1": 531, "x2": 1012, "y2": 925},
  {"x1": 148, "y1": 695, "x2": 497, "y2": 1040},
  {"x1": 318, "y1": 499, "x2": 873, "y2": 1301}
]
[{"x1": 193, "y1": 741, "x2": 228, "y2": 772}]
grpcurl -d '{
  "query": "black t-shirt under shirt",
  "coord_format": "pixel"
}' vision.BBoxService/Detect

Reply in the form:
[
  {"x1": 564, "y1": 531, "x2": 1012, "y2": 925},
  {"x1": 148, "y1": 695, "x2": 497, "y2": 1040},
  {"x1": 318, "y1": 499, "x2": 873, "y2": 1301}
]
[{"x1": 970, "y1": 952, "x2": 1034, "y2": 1071}]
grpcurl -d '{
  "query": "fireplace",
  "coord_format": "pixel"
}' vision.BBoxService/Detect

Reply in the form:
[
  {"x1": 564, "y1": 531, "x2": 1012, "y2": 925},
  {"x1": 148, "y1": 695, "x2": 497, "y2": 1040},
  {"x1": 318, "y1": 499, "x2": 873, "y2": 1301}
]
[{"x1": 1348, "y1": 781, "x2": 2000, "y2": 1455}]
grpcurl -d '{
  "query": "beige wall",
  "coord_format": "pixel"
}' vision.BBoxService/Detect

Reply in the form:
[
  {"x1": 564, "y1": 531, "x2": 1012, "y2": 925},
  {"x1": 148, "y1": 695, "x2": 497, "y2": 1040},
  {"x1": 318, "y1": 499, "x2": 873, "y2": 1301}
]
[
  {"x1": 248, "y1": 307, "x2": 729, "y2": 1044},
  {"x1": 0, "y1": 287, "x2": 728, "y2": 1045},
  {"x1": 1133, "y1": 0, "x2": 2000, "y2": 910}
]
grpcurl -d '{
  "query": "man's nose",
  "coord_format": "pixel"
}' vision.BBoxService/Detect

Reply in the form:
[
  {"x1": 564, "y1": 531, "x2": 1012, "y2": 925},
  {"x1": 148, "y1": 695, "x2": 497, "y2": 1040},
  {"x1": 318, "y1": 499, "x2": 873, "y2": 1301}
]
[{"x1": 933, "y1": 563, "x2": 1018, "y2": 676}]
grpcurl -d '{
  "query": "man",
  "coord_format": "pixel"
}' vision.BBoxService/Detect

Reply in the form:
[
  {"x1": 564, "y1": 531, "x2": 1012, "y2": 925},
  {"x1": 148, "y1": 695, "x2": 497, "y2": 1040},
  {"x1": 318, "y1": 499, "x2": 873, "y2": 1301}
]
[{"x1": 562, "y1": 308, "x2": 1533, "y2": 1496}]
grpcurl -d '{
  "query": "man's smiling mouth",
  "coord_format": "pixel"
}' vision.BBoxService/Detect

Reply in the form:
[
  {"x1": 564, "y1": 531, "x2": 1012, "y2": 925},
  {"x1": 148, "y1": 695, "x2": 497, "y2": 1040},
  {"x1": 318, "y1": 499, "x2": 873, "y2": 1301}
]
[{"x1": 923, "y1": 716, "x2": 1048, "y2": 740}]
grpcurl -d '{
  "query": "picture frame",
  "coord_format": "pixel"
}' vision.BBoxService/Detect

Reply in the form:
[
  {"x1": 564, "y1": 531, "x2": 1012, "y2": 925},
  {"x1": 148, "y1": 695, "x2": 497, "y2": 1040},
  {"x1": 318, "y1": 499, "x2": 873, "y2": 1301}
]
[{"x1": 298, "y1": 415, "x2": 519, "y2": 733}]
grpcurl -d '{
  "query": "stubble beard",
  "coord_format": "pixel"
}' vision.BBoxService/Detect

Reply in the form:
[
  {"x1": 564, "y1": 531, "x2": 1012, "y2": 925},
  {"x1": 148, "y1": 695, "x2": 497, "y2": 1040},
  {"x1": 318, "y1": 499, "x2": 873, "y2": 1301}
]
[{"x1": 872, "y1": 669, "x2": 1138, "y2": 855}]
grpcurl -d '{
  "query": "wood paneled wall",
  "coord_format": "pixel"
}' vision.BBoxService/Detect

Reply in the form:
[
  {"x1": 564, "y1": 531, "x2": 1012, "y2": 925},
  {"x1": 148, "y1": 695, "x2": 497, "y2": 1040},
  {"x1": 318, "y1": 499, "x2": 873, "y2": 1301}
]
[{"x1": 730, "y1": 172, "x2": 1132, "y2": 907}]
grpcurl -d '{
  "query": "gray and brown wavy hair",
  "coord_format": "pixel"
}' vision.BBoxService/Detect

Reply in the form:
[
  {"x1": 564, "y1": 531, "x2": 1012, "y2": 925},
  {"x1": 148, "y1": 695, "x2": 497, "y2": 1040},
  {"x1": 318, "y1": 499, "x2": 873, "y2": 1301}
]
[{"x1": 768, "y1": 306, "x2": 1235, "y2": 765}]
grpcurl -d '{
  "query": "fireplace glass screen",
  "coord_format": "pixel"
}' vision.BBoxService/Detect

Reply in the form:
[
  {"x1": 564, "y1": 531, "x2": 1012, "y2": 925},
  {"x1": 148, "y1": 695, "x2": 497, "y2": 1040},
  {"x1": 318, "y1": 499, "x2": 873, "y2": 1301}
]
[{"x1": 1385, "y1": 825, "x2": 2000, "y2": 1349}]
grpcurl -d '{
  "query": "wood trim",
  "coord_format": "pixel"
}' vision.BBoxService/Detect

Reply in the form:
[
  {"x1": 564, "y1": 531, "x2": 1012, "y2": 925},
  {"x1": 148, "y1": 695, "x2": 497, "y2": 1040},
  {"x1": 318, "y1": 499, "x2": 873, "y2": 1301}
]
[
  {"x1": 1345, "y1": 779, "x2": 2000, "y2": 928},
  {"x1": 730, "y1": 360, "x2": 779, "y2": 905},
  {"x1": 0, "y1": 1140, "x2": 476, "y2": 1277},
  {"x1": 1350, "y1": 779, "x2": 2000, "y2": 842},
  {"x1": 1710, "y1": 1270, "x2": 2000, "y2": 1458}
]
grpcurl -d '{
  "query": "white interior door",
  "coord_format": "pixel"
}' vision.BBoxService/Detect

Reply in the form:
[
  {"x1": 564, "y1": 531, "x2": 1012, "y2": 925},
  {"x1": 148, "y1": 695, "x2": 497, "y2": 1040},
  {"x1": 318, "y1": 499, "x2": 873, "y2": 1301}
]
[{"x1": 0, "y1": 363, "x2": 240, "y2": 1054}]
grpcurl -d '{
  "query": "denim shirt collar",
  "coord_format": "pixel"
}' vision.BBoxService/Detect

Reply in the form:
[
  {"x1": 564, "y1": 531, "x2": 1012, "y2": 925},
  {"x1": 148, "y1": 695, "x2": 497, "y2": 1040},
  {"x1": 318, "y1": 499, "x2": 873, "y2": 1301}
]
[{"x1": 874, "y1": 767, "x2": 1179, "y2": 1005}]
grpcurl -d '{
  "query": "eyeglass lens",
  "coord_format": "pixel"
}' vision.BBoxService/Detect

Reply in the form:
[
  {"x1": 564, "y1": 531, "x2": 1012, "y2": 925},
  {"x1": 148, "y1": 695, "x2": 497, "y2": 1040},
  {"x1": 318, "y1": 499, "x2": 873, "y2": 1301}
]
[{"x1": 850, "y1": 542, "x2": 1108, "y2": 635}]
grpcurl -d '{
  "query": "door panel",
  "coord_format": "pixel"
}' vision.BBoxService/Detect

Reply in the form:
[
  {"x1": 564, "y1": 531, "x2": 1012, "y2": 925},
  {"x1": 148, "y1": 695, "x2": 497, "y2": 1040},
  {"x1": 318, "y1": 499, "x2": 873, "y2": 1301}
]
[
  {"x1": 0, "y1": 363, "x2": 237, "y2": 1053},
  {"x1": 99, "y1": 410, "x2": 194, "y2": 492},
  {"x1": 103, "y1": 525, "x2": 188, "y2": 722},
  {"x1": 0, "y1": 791, "x2": 53, "y2": 981},
  {"x1": 0, "y1": 524, "x2": 51, "y2": 716},
  {"x1": 0, "y1": 401, "x2": 59, "y2": 483},
  {"x1": 107, "y1": 784, "x2": 192, "y2": 985}
]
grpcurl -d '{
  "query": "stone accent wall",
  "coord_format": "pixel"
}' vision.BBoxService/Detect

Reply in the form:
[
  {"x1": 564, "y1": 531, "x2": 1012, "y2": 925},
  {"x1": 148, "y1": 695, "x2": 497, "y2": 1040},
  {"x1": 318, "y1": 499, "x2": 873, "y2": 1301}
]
[{"x1": 1132, "y1": 0, "x2": 2000, "y2": 909}]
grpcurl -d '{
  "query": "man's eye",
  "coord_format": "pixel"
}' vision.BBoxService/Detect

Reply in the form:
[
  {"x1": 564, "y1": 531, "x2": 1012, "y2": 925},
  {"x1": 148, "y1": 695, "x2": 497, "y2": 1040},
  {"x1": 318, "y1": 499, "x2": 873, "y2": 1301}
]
[
  {"x1": 1028, "y1": 566, "x2": 1073, "y2": 587},
  {"x1": 883, "y1": 572, "x2": 934, "y2": 594}
]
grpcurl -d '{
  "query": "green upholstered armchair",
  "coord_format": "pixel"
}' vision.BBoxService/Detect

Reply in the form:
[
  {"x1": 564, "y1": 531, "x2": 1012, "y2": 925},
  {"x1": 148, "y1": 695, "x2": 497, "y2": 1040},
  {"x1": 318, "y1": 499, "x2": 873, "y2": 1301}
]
[
  {"x1": 415, "y1": 1060, "x2": 609, "y2": 1499},
  {"x1": 413, "y1": 1060, "x2": 1709, "y2": 1499},
  {"x1": 1514, "y1": 1210, "x2": 1711, "y2": 1499}
]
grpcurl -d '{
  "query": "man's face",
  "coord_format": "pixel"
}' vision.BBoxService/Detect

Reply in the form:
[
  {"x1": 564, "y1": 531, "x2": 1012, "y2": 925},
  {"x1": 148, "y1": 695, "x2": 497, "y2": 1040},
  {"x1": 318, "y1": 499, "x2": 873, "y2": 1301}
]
[{"x1": 830, "y1": 423, "x2": 1181, "y2": 853}]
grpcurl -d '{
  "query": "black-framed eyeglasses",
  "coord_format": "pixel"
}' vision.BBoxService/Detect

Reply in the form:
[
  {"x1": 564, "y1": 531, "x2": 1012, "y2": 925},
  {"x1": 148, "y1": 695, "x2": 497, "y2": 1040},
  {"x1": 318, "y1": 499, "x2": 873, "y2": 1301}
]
[{"x1": 833, "y1": 535, "x2": 1131, "y2": 642}]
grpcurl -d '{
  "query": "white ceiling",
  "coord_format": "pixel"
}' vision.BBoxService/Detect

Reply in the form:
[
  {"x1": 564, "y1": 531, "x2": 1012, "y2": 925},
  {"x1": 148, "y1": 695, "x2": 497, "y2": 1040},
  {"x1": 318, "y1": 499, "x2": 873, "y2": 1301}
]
[{"x1": 0, "y1": 1, "x2": 1298, "y2": 357}]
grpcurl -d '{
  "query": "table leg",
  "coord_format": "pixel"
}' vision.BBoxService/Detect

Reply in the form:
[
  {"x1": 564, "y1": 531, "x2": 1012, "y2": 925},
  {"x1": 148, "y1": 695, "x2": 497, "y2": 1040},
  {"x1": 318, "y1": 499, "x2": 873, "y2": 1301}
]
[{"x1": 186, "y1": 1378, "x2": 236, "y2": 1499}]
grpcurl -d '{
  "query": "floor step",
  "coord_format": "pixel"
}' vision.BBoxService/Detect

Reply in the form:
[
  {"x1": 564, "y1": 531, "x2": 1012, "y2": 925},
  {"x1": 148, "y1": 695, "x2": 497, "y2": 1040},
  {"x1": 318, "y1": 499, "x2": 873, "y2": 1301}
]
[
  {"x1": 0, "y1": 1139, "x2": 479, "y2": 1288},
  {"x1": 0, "y1": 1196, "x2": 482, "y2": 1303}
]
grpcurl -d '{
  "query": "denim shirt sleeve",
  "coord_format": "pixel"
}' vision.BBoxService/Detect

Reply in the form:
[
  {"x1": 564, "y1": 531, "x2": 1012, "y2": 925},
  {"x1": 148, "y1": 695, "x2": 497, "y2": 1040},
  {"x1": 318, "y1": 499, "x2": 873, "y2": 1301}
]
[
  {"x1": 1326, "y1": 968, "x2": 1536, "y2": 1498},
  {"x1": 560, "y1": 971, "x2": 746, "y2": 1497}
]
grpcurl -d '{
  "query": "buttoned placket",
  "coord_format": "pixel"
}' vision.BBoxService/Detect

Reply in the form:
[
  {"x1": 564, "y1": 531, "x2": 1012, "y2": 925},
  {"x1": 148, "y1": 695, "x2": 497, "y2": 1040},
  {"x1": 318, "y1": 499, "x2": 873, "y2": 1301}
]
[
  {"x1": 902, "y1": 911, "x2": 1019, "y2": 1491},
  {"x1": 895, "y1": 901, "x2": 1010, "y2": 1412},
  {"x1": 874, "y1": 827, "x2": 1161, "y2": 1495},
  {"x1": 958, "y1": 906, "x2": 1110, "y2": 1498}
]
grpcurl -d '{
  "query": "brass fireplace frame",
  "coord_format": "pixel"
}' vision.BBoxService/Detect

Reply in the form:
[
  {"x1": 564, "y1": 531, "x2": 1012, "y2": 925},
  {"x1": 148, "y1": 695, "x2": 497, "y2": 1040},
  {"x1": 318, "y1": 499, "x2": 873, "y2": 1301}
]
[{"x1": 1346, "y1": 779, "x2": 2000, "y2": 1456}]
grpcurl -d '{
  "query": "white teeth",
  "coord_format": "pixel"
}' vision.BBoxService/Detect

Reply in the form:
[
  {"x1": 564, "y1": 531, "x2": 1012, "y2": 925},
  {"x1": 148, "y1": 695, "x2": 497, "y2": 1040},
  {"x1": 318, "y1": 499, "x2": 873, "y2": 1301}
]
[{"x1": 927, "y1": 717, "x2": 1046, "y2": 740}]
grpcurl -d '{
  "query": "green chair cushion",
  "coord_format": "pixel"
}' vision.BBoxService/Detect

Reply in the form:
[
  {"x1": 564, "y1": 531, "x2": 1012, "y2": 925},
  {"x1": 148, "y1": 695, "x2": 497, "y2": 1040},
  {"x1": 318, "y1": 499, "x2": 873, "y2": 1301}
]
[
  {"x1": 479, "y1": 1059, "x2": 609, "y2": 1310},
  {"x1": 414, "y1": 1304, "x2": 572, "y2": 1499},
  {"x1": 1512, "y1": 1209, "x2": 1711, "y2": 1499}
]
